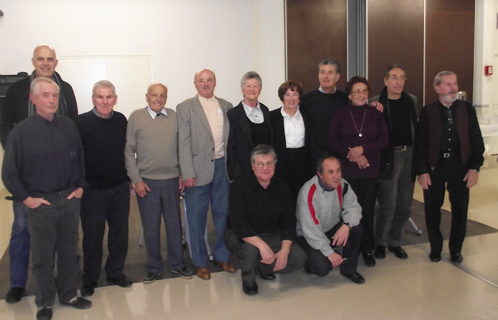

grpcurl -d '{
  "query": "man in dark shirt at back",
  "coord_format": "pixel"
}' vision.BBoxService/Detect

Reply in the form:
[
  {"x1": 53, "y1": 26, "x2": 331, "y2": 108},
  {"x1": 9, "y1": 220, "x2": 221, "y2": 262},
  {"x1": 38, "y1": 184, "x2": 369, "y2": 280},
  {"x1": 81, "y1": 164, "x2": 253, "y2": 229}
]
[{"x1": 2, "y1": 77, "x2": 90, "y2": 320}]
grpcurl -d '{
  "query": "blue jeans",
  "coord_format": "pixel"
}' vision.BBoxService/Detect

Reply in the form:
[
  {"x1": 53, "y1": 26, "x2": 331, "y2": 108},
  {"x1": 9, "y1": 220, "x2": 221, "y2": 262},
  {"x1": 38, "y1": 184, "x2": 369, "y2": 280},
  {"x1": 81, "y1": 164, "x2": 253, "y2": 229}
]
[
  {"x1": 185, "y1": 158, "x2": 230, "y2": 267},
  {"x1": 9, "y1": 200, "x2": 30, "y2": 288}
]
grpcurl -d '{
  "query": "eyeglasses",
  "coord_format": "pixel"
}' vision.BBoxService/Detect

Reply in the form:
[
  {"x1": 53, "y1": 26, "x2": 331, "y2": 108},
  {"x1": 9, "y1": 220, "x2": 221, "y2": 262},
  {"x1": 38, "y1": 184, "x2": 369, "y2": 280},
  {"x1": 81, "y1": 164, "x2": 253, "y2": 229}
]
[
  {"x1": 255, "y1": 161, "x2": 275, "y2": 169},
  {"x1": 351, "y1": 89, "x2": 369, "y2": 95}
]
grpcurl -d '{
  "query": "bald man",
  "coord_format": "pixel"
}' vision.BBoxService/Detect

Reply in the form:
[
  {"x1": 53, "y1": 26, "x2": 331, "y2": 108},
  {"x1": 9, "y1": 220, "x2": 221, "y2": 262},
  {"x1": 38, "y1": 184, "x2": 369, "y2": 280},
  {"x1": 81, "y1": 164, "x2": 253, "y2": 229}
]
[
  {"x1": 177, "y1": 69, "x2": 236, "y2": 280},
  {"x1": 0, "y1": 45, "x2": 78, "y2": 304},
  {"x1": 125, "y1": 83, "x2": 193, "y2": 283}
]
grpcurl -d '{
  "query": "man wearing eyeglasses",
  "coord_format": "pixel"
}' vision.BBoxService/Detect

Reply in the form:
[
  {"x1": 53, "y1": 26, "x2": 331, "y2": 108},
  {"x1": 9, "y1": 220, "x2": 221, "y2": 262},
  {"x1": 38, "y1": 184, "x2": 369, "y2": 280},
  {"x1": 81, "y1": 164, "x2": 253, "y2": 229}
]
[
  {"x1": 415, "y1": 71, "x2": 484, "y2": 263},
  {"x1": 225, "y1": 144, "x2": 307, "y2": 295},
  {"x1": 369, "y1": 65, "x2": 418, "y2": 261}
]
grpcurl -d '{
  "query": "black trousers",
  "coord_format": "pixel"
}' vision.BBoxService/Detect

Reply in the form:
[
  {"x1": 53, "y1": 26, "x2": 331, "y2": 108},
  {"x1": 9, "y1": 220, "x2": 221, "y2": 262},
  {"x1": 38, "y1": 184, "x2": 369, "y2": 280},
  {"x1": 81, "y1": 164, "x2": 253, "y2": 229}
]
[
  {"x1": 81, "y1": 181, "x2": 130, "y2": 282},
  {"x1": 295, "y1": 222, "x2": 362, "y2": 276},
  {"x1": 423, "y1": 157, "x2": 469, "y2": 255},
  {"x1": 276, "y1": 147, "x2": 307, "y2": 202},
  {"x1": 224, "y1": 229, "x2": 307, "y2": 286},
  {"x1": 347, "y1": 177, "x2": 379, "y2": 254}
]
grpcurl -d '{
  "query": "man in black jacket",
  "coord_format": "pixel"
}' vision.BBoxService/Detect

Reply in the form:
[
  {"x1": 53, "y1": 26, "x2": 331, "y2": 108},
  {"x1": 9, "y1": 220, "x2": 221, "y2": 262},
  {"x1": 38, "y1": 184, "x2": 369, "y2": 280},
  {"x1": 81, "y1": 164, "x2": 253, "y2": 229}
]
[
  {"x1": 0, "y1": 45, "x2": 78, "y2": 304},
  {"x1": 370, "y1": 65, "x2": 418, "y2": 260}
]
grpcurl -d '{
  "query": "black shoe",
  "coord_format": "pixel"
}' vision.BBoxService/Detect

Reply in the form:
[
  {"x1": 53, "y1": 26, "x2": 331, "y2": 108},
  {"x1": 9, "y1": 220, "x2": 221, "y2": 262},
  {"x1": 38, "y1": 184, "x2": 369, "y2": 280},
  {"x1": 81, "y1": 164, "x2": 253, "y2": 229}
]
[
  {"x1": 80, "y1": 281, "x2": 97, "y2": 297},
  {"x1": 255, "y1": 267, "x2": 276, "y2": 280},
  {"x1": 61, "y1": 297, "x2": 92, "y2": 309},
  {"x1": 242, "y1": 282, "x2": 258, "y2": 296},
  {"x1": 341, "y1": 272, "x2": 365, "y2": 284},
  {"x1": 143, "y1": 271, "x2": 162, "y2": 284},
  {"x1": 36, "y1": 307, "x2": 53, "y2": 320},
  {"x1": 362, "y1": 252, "x2": 376, "y2": 267},
  {"x1": 303, "y1": 264, "x2": 312, "y2": 274},
  {"x1": 5, "y1": 287, "x2": 25, "y2": 304},
  {"x1": 388, "y1": 246, "x2": 408, "y2": 259},
  {"x1": 429, "y1": 252, "x2": 441, "y2": 262},
  {"x1": 107, "y1": 274, "x2": 133, "y2": 288},
  {"x1": 373, "y1": 245, "x2": 385, "y2": 259},
  {"x1": 451, "y1": 252, "x2": 464, "y2": 263},
  {"x1": 171, "y1": 267, "x2": 194, "y2": 279}
]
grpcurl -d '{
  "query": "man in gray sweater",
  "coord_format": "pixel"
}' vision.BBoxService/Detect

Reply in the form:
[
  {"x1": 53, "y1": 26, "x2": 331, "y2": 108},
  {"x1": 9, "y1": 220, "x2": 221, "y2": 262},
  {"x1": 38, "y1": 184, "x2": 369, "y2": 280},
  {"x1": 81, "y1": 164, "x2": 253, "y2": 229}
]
[
  {"x1": 125, "y1": 83, "x2": 193, "y2": 283},
  {"x1": 295, "y1": 155, "x2": 365, "y2": 284}
]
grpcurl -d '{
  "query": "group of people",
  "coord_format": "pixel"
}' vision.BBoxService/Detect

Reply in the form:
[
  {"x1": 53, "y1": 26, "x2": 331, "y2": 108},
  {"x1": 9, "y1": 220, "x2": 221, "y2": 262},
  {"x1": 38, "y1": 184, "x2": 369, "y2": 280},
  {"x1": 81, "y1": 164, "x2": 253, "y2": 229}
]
[{"x1": 0, "y1": 45, "x2": 484, "y2": 320}]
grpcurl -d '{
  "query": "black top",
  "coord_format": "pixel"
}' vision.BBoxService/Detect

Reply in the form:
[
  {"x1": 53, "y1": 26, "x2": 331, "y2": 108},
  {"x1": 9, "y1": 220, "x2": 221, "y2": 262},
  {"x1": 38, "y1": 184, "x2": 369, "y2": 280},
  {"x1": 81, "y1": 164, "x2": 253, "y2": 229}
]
[
  {"x1": 300, "y1": 89, "x2": 349, "y2": 163},
  {"x1": 439, "y1": 103, "x2": 460, "y2": 155},
  {"x1": 2, "y1": 113, "x2": 86, "y2": 201},
  {"x1": 75, "y1": 110, "x2": 129, "y2": 189},
  {"x1": 227, "y1": 102, "x2": 272, "y2": 180},
  {"x1": 228, "y1": 173, "x2": 297, "y2": 241},
  {"x1": 249, "y1": 118, "x2": 272, "y2": 147},
  {"x1": 0, "y1": 73, "x2": 78, "y2": 148},
  {"x1": 388, "y1": 98, "x2": 412, "y2": 147}
]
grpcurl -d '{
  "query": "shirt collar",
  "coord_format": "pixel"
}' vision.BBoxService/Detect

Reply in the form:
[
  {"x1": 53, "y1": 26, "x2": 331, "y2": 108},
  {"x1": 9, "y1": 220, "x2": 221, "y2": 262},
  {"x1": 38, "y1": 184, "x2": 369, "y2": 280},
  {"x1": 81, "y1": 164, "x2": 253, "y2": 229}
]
[
  {"x1": 92, "y1": 107, "x2": 114, "y2": 119},
  {"x1": 280, "y1": 106, "x2": 301, "y2": 119},
  {"x1": 146, "y1": 106, "x2": 167, "y2": 119},
  {"x1": 318, "y1": 86, "x2": 337, "y2": 94},
  {"x1": 242, "y1": 100, "x2": 261, "y2": 113},
  {"x1": 317, "y1": 176, "x2": 335, "y2": 192}
]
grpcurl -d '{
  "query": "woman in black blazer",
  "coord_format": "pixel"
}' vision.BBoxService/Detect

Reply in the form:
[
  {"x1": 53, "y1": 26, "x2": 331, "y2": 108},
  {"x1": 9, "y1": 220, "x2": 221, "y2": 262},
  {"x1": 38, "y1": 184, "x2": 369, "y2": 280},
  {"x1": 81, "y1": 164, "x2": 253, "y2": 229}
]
[
  {"x1": 270, "y1": 81, "x2": 307, "y2": 201},
  {"x1": 227, "y1": 71, "x2": 272, "y2": 181}
]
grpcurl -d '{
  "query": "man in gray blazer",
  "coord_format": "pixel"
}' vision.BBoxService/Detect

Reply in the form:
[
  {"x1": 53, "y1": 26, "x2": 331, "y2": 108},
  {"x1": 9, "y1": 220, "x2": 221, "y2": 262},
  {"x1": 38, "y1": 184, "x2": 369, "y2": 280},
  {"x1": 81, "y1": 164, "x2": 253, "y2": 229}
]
[{"x1": 177, "y1": 69, "x2": 236, "y2": 280}]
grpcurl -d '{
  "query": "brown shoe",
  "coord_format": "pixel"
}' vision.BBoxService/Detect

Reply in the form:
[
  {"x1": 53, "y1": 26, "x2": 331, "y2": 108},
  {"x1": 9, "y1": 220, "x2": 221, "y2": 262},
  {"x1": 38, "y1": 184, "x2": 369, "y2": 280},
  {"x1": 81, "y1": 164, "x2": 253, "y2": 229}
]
[
  {"x1": 194, "y1": 267, "x2": 211, "y2": 280},
  {"x1": 213, "y1": 260, "x2": 236, "y2": 273}
]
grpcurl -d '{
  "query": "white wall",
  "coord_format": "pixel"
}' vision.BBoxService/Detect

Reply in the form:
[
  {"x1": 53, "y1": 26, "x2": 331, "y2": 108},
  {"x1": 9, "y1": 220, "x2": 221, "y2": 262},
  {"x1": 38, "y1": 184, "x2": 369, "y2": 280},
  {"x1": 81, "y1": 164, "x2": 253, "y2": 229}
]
[
  {"x1": 0, "y1": 0, "x2": 286, "y2": 112},
  {"x1": 474, "y1": 0, "x2": 498, "y2": 111}
]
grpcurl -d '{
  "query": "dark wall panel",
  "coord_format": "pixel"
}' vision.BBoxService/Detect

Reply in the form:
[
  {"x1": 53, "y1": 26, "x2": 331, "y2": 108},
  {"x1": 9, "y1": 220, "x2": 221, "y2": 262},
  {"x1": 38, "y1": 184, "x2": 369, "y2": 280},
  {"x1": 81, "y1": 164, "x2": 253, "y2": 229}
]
[
  {"x1": 287, "y1": 0, "x2": 347, "y2": 93},
  {"x1": 368, "y1": 0, "x2": 424, "y2": 110},
  {"x1": 426, "y1": 0, "x2": 475, "y2": 104}
]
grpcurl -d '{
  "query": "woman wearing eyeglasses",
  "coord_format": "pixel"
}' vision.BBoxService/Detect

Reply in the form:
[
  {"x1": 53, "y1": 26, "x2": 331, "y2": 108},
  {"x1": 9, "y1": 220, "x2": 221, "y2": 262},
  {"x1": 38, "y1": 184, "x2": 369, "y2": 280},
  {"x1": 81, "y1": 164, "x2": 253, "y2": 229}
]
[{"x1": 328, "y1": 76, "x2": 388, "y2": 268}]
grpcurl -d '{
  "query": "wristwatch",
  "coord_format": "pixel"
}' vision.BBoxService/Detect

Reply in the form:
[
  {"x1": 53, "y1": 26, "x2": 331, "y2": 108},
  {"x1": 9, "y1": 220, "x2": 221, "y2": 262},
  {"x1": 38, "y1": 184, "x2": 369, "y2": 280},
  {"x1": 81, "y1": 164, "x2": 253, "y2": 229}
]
[{"x1": 342, "y1": 222, "x2": 351, "y2": 229}]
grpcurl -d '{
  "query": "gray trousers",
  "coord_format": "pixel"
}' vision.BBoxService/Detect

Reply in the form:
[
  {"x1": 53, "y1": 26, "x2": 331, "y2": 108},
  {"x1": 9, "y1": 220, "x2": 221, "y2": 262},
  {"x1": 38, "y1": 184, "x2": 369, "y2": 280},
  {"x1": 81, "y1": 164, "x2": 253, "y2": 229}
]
[
  {"x1": 224, "y1": 229, "x2": 307, "y2": 286},
  {"x1": 375, "y1": 147, "x2": 415, "y2": 247},
  {"x1": 136, "y1": 177, "x2": 185, "y2": 272},
  {"x1": 25, "y1": 188, "x2": 80, "y2": 308}
]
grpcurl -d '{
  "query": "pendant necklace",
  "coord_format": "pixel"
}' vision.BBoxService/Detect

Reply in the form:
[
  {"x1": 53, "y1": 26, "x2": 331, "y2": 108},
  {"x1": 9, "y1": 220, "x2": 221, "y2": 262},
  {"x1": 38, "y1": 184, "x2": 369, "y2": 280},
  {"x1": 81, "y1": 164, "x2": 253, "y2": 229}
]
[{"x1": 350, "y1": 110, "x2": 366, "y2": 137}]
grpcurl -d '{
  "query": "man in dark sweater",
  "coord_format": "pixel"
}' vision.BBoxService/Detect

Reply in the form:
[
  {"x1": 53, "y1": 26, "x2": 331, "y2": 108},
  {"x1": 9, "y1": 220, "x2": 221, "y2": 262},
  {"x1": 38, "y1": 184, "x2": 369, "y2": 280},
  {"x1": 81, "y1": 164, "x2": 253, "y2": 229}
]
[
  {"x1": 2, "y1": 77, "x2": 90, "y2": 320},
  {"x1": 415, "y1": 71, "x2": 484, "y2": 263},
  {"x1": 370, "y1": 65, "x2": 418, "y2": 261},
  {"x1": 301, "y1": 58, "x2": 382, "y2": 177},
  {"x1": 225, "y1": 145, "x2": 306, "y2": 296},
  {"x1": 0, "y1": 45, "x2": 78, "y2": 304},
  {"x1": 75, "y1": 80, "x2": 132, "y2": 297}
]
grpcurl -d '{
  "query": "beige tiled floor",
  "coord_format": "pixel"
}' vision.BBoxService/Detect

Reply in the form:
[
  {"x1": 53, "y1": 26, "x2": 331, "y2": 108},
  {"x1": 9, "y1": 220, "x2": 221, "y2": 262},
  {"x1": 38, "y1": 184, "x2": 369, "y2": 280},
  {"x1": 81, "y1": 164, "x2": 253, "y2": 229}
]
[
  {"x1": 1, "y1": 238, "x2": 498, "y2": 320},
  {"x1": 2, "y1": 152, "x2": 498, "y2": 319}
]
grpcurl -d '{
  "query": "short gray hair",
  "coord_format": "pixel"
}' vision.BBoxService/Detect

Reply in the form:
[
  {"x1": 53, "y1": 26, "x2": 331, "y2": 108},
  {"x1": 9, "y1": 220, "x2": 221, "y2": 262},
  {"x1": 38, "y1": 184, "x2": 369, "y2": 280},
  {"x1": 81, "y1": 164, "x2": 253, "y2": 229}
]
[
  {"x1": 318, "y1": 58, "x2": 341, "y2": 74},
  {"x1": 434, "y1": 71, "x2": 456, "y2": 86},
  {"x1": 93, "y1": 80, "x2": 116, "y2": 96},
  {"x1": 250, "y1": 144, "x2": 277, "y2": 164},
  {"x1": 240, "y1": 71, "x2": 262, "y2": 88},
  {"x1": 31, "y1": 77, "x2": 60, "y2": 94}
]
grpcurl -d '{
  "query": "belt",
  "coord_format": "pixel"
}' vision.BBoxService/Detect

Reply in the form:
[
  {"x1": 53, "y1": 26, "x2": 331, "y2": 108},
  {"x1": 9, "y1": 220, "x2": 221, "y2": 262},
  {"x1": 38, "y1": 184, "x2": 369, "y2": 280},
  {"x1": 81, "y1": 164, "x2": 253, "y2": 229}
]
[
  {"x1": 393, "y1": 145, "x2": 410, "y2": 151},
  {"x1": 442, "y1": 152, "x2": 459, "y2": 158}
]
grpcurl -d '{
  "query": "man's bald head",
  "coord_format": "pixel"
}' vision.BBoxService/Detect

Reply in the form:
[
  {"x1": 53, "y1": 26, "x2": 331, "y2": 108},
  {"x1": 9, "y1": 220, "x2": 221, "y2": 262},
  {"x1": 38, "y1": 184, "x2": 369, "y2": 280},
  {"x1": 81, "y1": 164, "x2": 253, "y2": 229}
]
[{"x1": 32, "y1": 45, "x2": 58, "y2": 78}]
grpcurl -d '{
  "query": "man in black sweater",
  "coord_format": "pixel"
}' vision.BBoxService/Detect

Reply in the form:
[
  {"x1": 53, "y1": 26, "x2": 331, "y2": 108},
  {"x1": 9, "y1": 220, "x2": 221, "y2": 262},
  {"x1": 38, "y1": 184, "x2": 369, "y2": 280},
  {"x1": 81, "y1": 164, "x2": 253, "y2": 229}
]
[
  {"x1": 0, "y1": 45, "x2": 78, "y2": 304},
  {"x1": 75, "y1": 80, "x2": 132, "y2": 297},
  {"x1": 301, "y1": 58, "x2": 383, "y2": 177}
]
